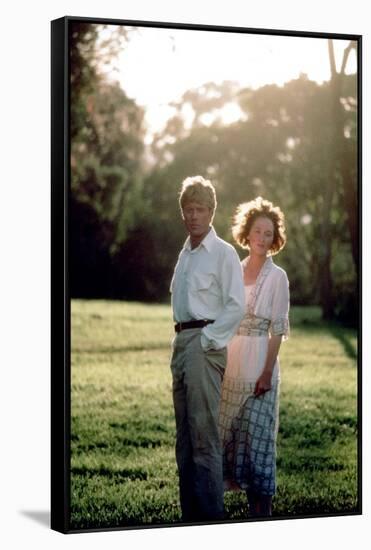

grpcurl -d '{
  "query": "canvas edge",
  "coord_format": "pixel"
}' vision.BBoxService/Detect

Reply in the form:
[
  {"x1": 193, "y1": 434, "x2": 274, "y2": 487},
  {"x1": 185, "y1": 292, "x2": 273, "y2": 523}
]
[
  {"x1": 51, "y1": 15, "x2": 71, "y2": 534},
  {"x1": 50, "y1": 14, "x2": 362, "y2": 533}
]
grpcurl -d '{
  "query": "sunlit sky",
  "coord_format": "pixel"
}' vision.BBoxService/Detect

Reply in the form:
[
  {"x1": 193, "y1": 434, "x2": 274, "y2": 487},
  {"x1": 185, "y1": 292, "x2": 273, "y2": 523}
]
[{"x1": 100, "y1": 26, "x2": 357, "y2": 142}]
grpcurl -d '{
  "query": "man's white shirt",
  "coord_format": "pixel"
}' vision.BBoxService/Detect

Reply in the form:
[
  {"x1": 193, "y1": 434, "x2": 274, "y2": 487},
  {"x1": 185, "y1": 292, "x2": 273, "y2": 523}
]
[{"x1": 170, "y1": 226, "x2": 245, "y2": 350}]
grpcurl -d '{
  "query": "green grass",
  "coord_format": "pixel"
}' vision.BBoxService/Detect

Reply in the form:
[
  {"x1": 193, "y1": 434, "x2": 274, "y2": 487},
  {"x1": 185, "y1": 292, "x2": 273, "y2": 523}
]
[{"x1": 70, "y1": 300, "x2": 359, "y2": 529}]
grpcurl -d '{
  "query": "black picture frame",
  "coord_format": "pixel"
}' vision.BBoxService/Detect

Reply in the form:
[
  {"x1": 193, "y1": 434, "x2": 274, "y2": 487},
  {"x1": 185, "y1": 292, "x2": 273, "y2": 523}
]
[{"x1": 51, "y1": 15, "x2": 362, "y2": 534}]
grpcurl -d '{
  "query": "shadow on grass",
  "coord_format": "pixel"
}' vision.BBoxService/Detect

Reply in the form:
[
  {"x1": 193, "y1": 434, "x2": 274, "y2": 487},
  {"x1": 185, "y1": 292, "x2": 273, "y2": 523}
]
[
  {"x1": 328, "y1": 326, "x2": 357, "y2": 361},
  {"x1": 72, "y1": 437, "x2": 168, "y2": 455},
  {"x1": 292, "y1": 314, "x2": 357, "y2": 363},
  {"x1": 71, "y1": 465, "x2": 148, "y2": 481}
]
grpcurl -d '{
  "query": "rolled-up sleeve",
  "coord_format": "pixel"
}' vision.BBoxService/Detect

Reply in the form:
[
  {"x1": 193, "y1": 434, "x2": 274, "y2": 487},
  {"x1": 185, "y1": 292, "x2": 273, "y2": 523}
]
[
  {"x1": 270, "y1": 270, "x2": 290, "y2": 340},
  {"x1": 201, "y1": 247, "x2": 245, "y2": 350}
]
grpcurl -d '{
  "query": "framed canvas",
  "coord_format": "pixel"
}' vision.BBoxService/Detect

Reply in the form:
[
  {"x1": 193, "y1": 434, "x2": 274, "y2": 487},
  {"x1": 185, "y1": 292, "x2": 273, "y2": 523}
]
[{"x1": 51, "y1": 15, "x2": 362, "y2": 533}]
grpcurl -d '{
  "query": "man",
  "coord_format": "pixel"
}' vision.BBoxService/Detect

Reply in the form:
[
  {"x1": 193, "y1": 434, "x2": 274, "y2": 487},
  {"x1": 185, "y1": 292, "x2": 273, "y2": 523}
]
[{"x1": 170, "y1": 175, "x2": 245, "y2": 522}]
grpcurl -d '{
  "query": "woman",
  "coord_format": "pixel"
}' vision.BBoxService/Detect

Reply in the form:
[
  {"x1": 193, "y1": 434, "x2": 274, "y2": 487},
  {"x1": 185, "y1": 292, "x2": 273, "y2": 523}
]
[{"x1": 219, "y1": 196, "x2": 289, "y2": 517}]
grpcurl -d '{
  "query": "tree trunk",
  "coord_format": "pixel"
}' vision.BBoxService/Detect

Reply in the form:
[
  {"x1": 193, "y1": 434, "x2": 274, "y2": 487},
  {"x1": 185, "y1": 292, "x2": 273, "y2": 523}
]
[
  {"x1": 341, "y1": 143, "x2": 358, "y2": 268},
  {"x1": 320, "y1": 40, "x2": 357, "y2": 319},
  {"x1": 318, "y1": 41, "x2": 340, "y2": 320},
  {"x1": 332, "y1": 40, "x2": 358, "y2": 269}
]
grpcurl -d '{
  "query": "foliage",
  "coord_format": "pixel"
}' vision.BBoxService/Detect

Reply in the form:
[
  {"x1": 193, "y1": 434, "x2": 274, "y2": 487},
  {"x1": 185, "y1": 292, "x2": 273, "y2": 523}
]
[
  {"x1": 69, "y1": 28, "x2": 358, "y2": 324},
  {"x1": 144, "y1": 71, "x2": 357, "y2": 320},
  {"x1": 69, "y1": 23, "x2": 146, "y2": 297},
  {"x1": 70, "y1": 300, "x2": 358, "y2": 529}
]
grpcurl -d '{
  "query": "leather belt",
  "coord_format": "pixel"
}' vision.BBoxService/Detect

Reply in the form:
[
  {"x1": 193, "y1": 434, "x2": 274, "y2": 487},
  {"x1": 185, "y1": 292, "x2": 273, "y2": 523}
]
[{"x1": 174, "y1": 319, "x2": 215, "y2": 333}]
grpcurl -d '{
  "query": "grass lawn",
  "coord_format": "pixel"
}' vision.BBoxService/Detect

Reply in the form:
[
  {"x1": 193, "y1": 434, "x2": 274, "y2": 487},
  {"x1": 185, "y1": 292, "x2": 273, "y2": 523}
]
[{"x1": 70, "y1": 300, "x2": 359, "y2": 530}]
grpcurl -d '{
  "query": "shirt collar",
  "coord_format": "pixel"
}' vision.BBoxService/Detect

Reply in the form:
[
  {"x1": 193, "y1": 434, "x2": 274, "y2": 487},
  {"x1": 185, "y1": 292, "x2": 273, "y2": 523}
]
[
  {"x1": 242, "y1": 255, "x2": 274, "y2": 272},
  {"x1": 183, "y1": 225, "x2": 217, "y2": 252}
]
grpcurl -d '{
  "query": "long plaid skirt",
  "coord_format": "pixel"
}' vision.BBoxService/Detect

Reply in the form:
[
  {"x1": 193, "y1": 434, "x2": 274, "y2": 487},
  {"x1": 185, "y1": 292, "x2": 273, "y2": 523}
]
[{"x1": 218, "y1": 376, "x2": 280, "y2": 496}]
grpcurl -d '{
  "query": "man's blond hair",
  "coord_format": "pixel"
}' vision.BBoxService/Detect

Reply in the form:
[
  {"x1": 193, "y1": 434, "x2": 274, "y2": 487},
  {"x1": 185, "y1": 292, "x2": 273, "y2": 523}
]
[{"x1": 179, "y1": 176, "x2": 217, "y2": 218}]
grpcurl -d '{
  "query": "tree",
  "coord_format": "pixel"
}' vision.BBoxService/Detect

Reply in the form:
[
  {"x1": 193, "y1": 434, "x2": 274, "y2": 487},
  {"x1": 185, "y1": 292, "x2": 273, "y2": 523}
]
[
  {"x1": 328, "y1": 40, "x2": 358, "y2": 268},
  {"x1": 69, "y1": 22, "x2": 146, "y2": 298},
  {"x1": 144, "y1": 73, "x2": 357, "y2": 320}
]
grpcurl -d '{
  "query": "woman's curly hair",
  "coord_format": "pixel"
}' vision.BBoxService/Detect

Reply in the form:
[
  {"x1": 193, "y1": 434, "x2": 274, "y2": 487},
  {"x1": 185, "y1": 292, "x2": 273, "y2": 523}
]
[{"x1": 232, "y1": 196, "x2": 286, "y2": 255}]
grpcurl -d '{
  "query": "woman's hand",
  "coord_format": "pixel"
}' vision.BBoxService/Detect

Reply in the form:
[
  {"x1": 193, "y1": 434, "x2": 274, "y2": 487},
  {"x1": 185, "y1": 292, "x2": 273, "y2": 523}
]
[
  {"x1": 254, "y1": 371, "x2": 272, "y2": 397},
  {"x1": 254, "y1": 334, "x2": 282, "y2": 397}
]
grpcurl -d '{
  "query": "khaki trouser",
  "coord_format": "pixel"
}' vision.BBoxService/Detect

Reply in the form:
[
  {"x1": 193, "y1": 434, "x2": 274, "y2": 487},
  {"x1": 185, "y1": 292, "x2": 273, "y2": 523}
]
[{"x1": 170, "y1": 328, "x2": 227, "y2": 522}]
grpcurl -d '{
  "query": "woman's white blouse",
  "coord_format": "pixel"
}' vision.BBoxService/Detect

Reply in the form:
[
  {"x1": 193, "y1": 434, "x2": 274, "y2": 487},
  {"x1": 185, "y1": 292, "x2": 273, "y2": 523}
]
[{"x1": 225, "y1": 256, "x2": 290, "y2": 384}]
